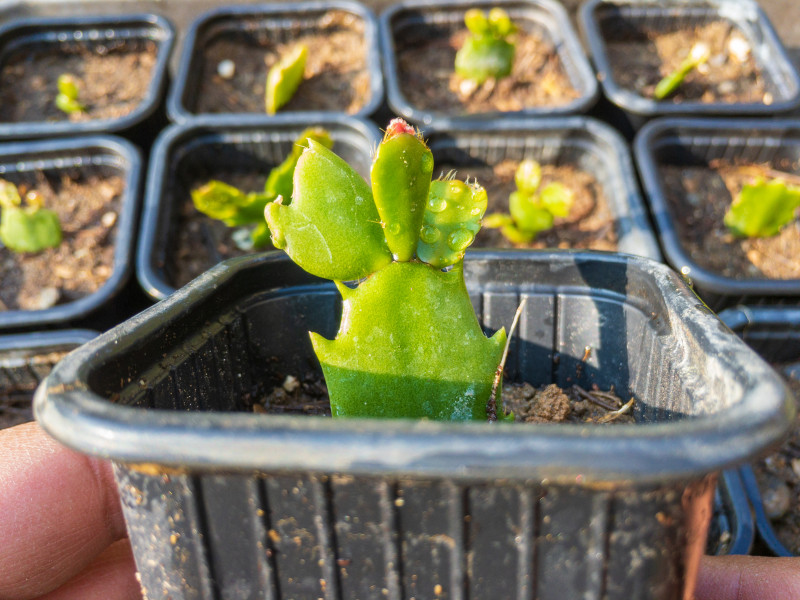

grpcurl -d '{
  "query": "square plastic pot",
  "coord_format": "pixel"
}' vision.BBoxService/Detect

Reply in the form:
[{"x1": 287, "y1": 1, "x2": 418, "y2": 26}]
[
  {"x1": 167, "y1": 1, "x2": 384, "y2": 123},
  {"x1": 36, "y1": 250, "x2": 792, "y2": 600},
  {"x1": 0, "y1": 14, "x2": 174, "y2": 143},
  {"x1": 380, "y1": 0, "x2": 598, "y2": 126},
  {"x1": 136, "y1": 114, "x2": 381, "y2": 301},
  {"x1": 634, "y1": 117, "x2": 800, "y2": 311},
  {"x1": 580, "y1": 0, "x2": 800, "y2": 131},
  {"x1": 423, "y1": 116, "x2": 661, "y2": 260},
  {"x1": 0, "y1": 329, "x2": 95, "y2": 429},
  {"x1": 719, "y1": 306, "x2": 800, "y2": 557},
  {"x1": 0, "y1": 135, "x2": 143, "y2": 331}
]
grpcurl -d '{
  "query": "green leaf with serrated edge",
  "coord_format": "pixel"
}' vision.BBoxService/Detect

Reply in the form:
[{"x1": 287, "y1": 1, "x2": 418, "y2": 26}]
[
  {"x1": 265, "y1": 44, "x2": 307, "y2": 115},
  {"x1": 0, "y1": 206, "x2": 61, "y2": 253},
  {"x1": 724, "y1": 179, "x2": 800, "y2": 238},
  {"x1": 191, "y1": 181, "x2": 273, "y2": 226},
  {"x1": 311, "y1": 261, "x2": 506, "y2": 420},
  {"x1": 265, "y1": 128, "x2": 333, "y2": 202},
  {"x1": 509, "y1": 190, "x2": 554, "y2": 234},
  {"x1": 371, "y1": 124, "x2": 433, "y2": 261},
  {"x1": 265, "y1": 139, "x2": 392, "y2": 281},
  {"x1": 416, "y1": 178, "x2": 487, "y2": 269},
  {"x1": 539, "y1": 182, "x2": 574, "y2": 218}
]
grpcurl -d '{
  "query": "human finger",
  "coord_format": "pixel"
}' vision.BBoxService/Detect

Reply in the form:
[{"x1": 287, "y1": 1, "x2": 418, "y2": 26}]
[{"x1": 695, "y1": 555, "x2": 800, "y2": 600}]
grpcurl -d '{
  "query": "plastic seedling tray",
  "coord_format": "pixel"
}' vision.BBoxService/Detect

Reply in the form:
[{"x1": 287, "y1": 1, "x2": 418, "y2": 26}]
[
  {"x1": 0, "y1": 136, "x2": 142, "y2": 331},
  {"x1": 423, "y1": 116, "x2": 661, "y2": 260},
  {"x1": 137, "y1": 114, "x2": 381, "y2": 301},
  {"x1": 381, "y1": 0, "x2": 598, "y2": 126},
  {"x1": 580, "y1": 0, "x2": 800, "y2": 130},
  {"x1": 167, "y1": 1, "x2": 384, "y2": 123},
  {"x1": 720, "y1": 306, "x2": 800, "y2": 557},
  {"x1": 36, "y1": 250, "x2": 792, "y2": 600},
  {"x1": 634, "y1": 117, "x2": 800, "y2": 311},
  {"x1": 0, "y1": 13, "x2": 174, "y2": 143}
]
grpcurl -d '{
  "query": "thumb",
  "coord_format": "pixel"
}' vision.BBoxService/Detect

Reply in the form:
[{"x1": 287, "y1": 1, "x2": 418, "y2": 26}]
[{"x1": 695, "y1": 555, "x2": 800, "y2": 600}]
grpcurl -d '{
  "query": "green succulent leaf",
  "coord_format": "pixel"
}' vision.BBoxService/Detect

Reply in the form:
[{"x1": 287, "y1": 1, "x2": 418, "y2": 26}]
[
  {"x1": 371, "y1": 120, "x2": 433, "y2": 261},
  {"x1": 0, "y1": 206, "x2": 62, "y2": 254},
  {"x1": 265, "y1": 128, "x2": 333, "y2": 202},
  {"x1": 539, "y1": 182, "x2": 574, "y2": 218},
  {"x1": 514, "y1": 159, "x2": 542, "y2": 195},
  {"x1": 724, "y1": 179, "x2": 800, "y2": 238},
  {"x1": 191, "y1": 181, "x2": 273, "y2": 226},
  {"x1": 0, "y1": 179, "x2": 21, "y2": 209},
  {"x1": 455, "y1": 8, "x2": 516, "y2": 84},
  {"x1": 265, "y1": 139, "x2": 392, "y2": 281},
  {"x1": 654, "y1": 43, "x2": 711, "y2": 100},
  {"x1": 416, "y1": 178, "x2": 487, "y2": 268},
  {"x1": 311, "y1": 261, "x2": 506, "y2": 420},
  {"x1": 265, "y1": 44, "x2": 308, "y2": 115},
  {"x1": 55, "y1": 74, "x2": 86, "y2": 114}
]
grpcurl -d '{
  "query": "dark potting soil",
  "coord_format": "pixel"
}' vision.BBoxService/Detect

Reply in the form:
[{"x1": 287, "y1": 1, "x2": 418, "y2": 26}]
[
  {"x1": 438, "y1": 159, "x2": 617, "y2": 250},
  {"x1": 395, "y1": 24, "x2": 579, "y2": 114},
  {"x1": 194, "y1": 11, "x2": 370, "y2": 115},
  {"x1": 255, "y1": 373, "x2": 634, "y2": 425},
  {"x1": 604, "y1": 21, "x2": 768, "y2": 104},
  {"x1": 753, "y1": 362, "x2": 800, "y2": 554},
  {"x1": 0, "y1": 350, "x2": 68, "y2": 429},
  {"x1": 0, "y1": 169, "x2": 123, "y2": 311},
  {"x1": 660, "y1": 160, "x2": 800, "y2": 280},
  {"x1": 170, "y1": 173, "x2": 271, "y2": 289},
  {"x1": 0, "y1": 39, "x2": 158, "y2": 123}
]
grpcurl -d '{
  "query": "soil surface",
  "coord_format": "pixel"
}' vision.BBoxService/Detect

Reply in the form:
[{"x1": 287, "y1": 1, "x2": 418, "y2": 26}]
[
  {"x1": 438, "y1": 159, "x2": 617, "y2": 250},
  {"x1": 0, "y1": 350, "x2": 68, "y2": 429},
  {"x1": 660, "y1": 160, "x2": 800, "y2": 280},
  {"x1": 0, "y1": 169, "x2": 123, "y2": 311},
  {"x1": 170, "y1": 173, "x2": 270, "y2": 289},
  {"x1": 0, "y1": 39, "x2": 158, "y2": 123},
  {"x1": 255, "y1": 374, "x2": 634, "y2": 425},
  {"x1": 396, "y1": 24, "x2": 579, "y2": 114},
  {"x1": 753, "y1": 362, "x2": 800, "y2": 554},
  {"x1": 194, "y1": 11, "x2": 370, "y2": 115},
  {"x1": 604, "y1": 20, "x2": 768, "y2": 104}
]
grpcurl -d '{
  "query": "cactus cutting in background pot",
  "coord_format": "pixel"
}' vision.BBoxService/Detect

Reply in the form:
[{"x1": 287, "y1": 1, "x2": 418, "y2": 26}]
[
  {"x1": 454, "y1": 7, "x2": 516, "y2": 85},
  {"x1": 266, "y1": 118, "x2": 506, "y2": 420}
]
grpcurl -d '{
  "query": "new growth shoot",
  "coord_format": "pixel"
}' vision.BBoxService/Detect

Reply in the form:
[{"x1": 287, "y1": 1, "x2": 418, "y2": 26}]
[
  {"x1": 483, "y1": 159, "x2": 574, "y2": 244},
  {"x1": 653, "y1": 42, "x2": 711, "y2": 100},
  {"x1": 265, "y1": 44, "x2": 308, "y2": 114},
  {"x1": 191, "y1": 128, "x2": 331, "y2": 250},
  {"x1": 455, "y1": 8, "x2": 516, "y2": 84},
  {"x1": 0, "y1": 180, "x2": 62, "y2": 253},
  {"x1": 55, "y1": 74, "x2": 86, "y2": 114},
  {"x1": 266, "y1": 119, "x2": 507, "y2": 421}
]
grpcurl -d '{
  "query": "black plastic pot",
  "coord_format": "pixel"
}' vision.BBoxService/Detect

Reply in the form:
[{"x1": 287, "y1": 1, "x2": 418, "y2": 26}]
[
  {"x1": 634, "y1": 117, "x2": 800, "y2": 311},
  {"x1": 137, "y1": 114, "x2": 381, "y2": 301},
  {"x1": 0, "y1": 135, "x2": 143, "y2": 331},
  {"x1": 0, "y1": 329, "x2": 95, "y2": 429},
  {"x1": 0, "y1": 13, "x2": 174, "y2": 143},
  {"x1": 707, "y1": 469, "x2": 754, "y2": 556},
  {"x1": 423, "y1": 116, "x2": 661, "y2": 260},
  {"x1": 168, "y1": 1, "x2": 383, "y2": 123},
  {"x1": 381, "y1": 0, "x2": 598, "y2": 126},
  {"x1": 719, "y1": 306, "x2": 800, "y2": 557},
  {"x1": 580, "y1": 0, "x2": 800, "y2": 131},
  {"x1": 36, "y1": 251, "x2": 792, "y2": 600}
]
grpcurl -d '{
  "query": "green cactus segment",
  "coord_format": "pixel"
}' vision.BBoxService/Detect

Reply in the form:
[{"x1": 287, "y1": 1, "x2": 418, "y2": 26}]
[
  {"x1": 311, "y1": 261, "x2": 506, "y2": 420},
  {"x1": 55, "y1": 74, "x2": 86, "y2": 114},
  {"x1": 416, "y1": 178, "x2": 488, "y2": 268},
  {"x1": 724, "y1": 179, "x2": 800, "y2": 238},
  {"x1": 266, "y1": 128, "x2": 333, "y2": 202},
  {"x1": 455, "y1": 8, "x2": 516, "y2": 85},
  {"x1": 371, "y1": 127, "x2": 433, "y2": 261},
  {"x1": 265, "y1": 44, "x2": 308, "y2": 115},
  {"x1": 265, "y1": 139, "x2": 392, "y2": 281},
  {"x1": 0, "y1": 181, "x2": 62, "y2": 253}
]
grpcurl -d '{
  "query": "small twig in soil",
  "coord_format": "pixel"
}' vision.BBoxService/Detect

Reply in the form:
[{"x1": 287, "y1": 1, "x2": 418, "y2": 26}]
[
  {"x1": 487, "y1": 297, "x2": 527, "y2": 423},
  {"x1": 572, "y1": 385, "x2": 618, "y2": 411},
  {"x1": 598, "y1": 397, "x2": 635, "y2": 424},
  {"x1": 581, "y1": 345, "x2": 592, "y2": 362}
]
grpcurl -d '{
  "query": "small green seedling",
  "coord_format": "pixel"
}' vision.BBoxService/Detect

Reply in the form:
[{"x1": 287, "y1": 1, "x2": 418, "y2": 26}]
[
  {"x1": 724, "y1": 178, "x2": 800, "y2": 238},
  {"x1": 191, "y1": 127, "x2": 332, "y2": 249},
  {"x1": 653, "y1": 42, "x2": 711, "y2": 100},
  {"x1": 455, "y1": 8, "x2": 516, "y2": 85},
  {"x1": 55, "y1": 74, "x2": 86, "y2": 114},
  {"x1": 0, "y1": 180, "x2": 62, "y2": 253},
  {"x1": 265, "y1": 44, "x2": 308, "y2": 115},
  {"x1": 266, "y1": 119, "x2": 507, "y2": 420},
  {"x1": 484, "y1": 159, "x2": 574, "y2": 243}
]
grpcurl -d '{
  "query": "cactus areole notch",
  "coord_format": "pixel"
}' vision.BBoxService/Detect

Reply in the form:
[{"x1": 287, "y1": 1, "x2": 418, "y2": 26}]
[{"x1": 265, "y1": 119, "x2": 506, "y2": 420}]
